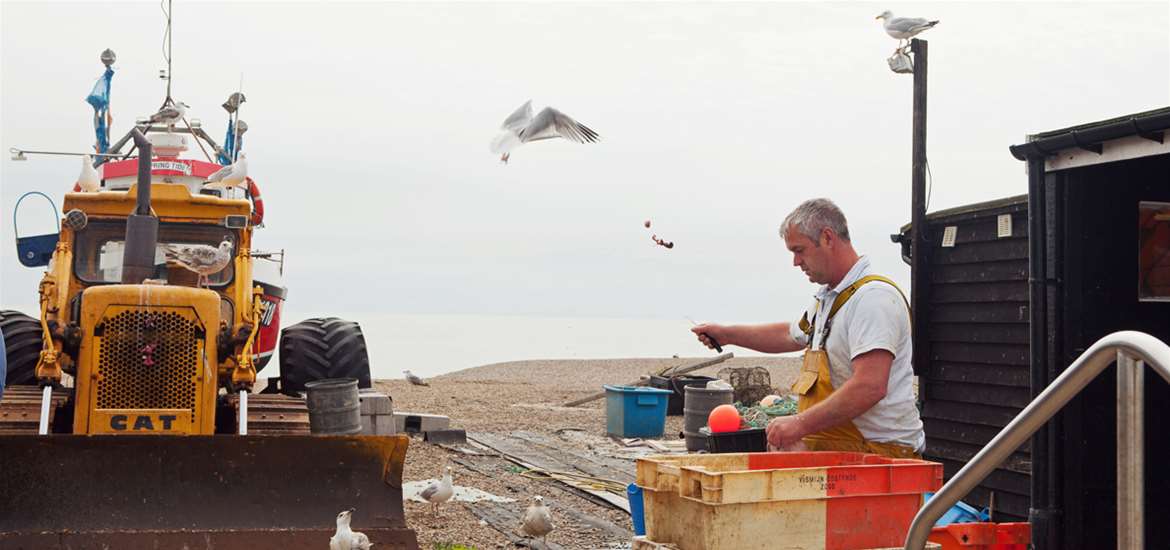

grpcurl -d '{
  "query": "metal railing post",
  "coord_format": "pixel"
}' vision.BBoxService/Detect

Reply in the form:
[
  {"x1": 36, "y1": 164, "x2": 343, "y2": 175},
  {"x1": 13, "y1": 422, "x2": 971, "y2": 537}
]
[{"x1": 1117, "y1": 351, "x2": 1144, "y2": 550}]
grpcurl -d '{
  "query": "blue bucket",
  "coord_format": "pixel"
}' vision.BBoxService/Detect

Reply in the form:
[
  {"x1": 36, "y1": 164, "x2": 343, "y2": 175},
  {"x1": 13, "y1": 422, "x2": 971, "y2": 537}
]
[{"x1": 603, "y1": 385, "x2": 672, "y2": 438}]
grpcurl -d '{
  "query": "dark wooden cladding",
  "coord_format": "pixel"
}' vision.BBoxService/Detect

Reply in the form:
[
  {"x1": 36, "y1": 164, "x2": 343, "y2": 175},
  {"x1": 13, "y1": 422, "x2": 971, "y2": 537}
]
[{"x1": 902, "y1": 195, "x2": 1031, "y2": 524}]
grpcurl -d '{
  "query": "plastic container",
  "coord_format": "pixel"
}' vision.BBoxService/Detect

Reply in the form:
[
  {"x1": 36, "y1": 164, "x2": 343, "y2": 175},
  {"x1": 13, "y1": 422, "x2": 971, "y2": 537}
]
[
  {"x1": 928, "y1": 522, "x2": 1031, "y2": 549},
  {"x1": 627, "y1": 483, "x2": 646, "y2": 536},
  {"x1": 635, "y1": 451, "x2": 944, "y2": 550},
  {"x1": 924, "y1": 492, "x2": 990, "y2": 526},
  {"x1": 304, "y1": 378, "x2": 362, "y2": 435},
  {"x1": 648, "y1": 374, "x2": 716, "y2": 415},
  {"x1": 603, "y1": 385, "x2": 672, "y2": 438},
  {"x1": 702, "y1": 426, "x2": 767, "y2": 453},
  {"x1": 682, "y1": 385, "x2": 733, "y2": 451}
]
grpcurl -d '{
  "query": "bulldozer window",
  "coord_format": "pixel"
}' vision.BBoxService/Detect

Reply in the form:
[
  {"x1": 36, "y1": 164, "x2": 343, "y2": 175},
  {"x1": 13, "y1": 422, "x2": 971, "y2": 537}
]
[{"x1": 74, "y1": 221, "x2": 236, "y2": 287}]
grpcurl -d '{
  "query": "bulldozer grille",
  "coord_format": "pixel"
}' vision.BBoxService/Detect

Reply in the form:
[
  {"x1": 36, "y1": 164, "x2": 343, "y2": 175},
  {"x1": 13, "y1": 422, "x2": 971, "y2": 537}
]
[{"x1": 96, "y1": 309, "x2": 201, "y2": 412}]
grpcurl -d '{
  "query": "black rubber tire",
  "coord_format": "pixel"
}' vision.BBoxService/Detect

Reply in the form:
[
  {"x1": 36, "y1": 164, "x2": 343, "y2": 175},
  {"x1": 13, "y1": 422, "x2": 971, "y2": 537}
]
[
  {"x1": 278, "y1": 317, "x2": 371, "y2": 394},
  {"x1": 1, "y1": 310, "x2": 43, "y2": 386}
]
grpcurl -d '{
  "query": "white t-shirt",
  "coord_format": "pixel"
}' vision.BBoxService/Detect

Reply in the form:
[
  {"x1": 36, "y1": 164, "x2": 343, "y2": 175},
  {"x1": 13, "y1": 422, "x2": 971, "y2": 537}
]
[{"x1": 788, "y1": 256, "x2": 925, "y2": 451}]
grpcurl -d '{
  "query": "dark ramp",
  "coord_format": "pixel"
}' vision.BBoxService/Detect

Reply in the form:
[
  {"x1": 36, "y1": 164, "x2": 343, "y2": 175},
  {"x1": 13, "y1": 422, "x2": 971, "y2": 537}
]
[{"x1": 0, "y1": 434, "x2": 418, "y2": 549}]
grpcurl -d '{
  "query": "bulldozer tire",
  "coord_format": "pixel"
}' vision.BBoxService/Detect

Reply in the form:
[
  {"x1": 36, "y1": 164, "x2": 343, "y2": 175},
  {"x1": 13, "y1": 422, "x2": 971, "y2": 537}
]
[
  {"x1": 278, "y1": 317, "x2": 371, "y2": 394},
  {"x1": 1, "y1": 310, "x2": 42, "y2": 386}
]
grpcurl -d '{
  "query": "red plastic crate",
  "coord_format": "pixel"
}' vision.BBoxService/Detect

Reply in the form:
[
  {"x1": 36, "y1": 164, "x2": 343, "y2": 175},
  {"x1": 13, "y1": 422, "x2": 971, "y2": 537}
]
[{"x1": 928, "y1": 522, "x2": 1031, "y2": 550}]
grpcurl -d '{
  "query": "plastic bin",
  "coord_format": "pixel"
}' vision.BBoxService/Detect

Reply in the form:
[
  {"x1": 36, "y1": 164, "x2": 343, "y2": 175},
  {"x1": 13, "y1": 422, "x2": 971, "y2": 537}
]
[
  {"x1": 635, "y1": 451, "x2": 944, "y2": 550},
  {"x1": 628, "y1": 483, "x2": 646, "y2": 536},
  {"x1": 603, "y1": 385, "x2": 672, "y2": 438},
  {"x1": 928, "y1": 522, "x2": 1031, "y2": 549},
  {"x1": 924, "y1": 492, "x2": 990, "y2": 526},
  {"x1": 703, "y1": 426, "x2": 767, "y2": 453},
  {"x1": 648, "y1": 374, "x2": 716, "y2": 415}
]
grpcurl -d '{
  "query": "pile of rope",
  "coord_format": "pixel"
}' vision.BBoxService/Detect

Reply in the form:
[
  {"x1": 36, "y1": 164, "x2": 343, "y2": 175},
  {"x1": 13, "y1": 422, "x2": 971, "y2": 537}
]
[{"x1": 736, "y1": 397, "x2": 799, "y2": 429}]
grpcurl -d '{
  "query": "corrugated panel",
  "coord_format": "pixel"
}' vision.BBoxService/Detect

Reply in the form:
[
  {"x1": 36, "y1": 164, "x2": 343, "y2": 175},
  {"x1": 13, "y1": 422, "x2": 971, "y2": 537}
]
[
  {"x1": 931, "y1": 281, "x2": 1029, "y2": 304},
  {"x1": 930, "y1": 323, "x2": 1029, "y2": 345},
  {"x1": 929, "y1": 303, "x2": 1029, "y2": 324},
  {"x1": 926, "y1": 362, "x2": 1029, "y2": 387},
  {"x1": 927, "y1": 382, "x2": 1032, "y2": 409},
  {"x1": 923, "y1": 396, "x2": 1022, "y2": 429},
  {"x1": 926, "y1": 439, "x2": 1031, "y2": 475},
  {"x1": 930, "y1": 342, "x2": 1028, "y2": 366},
  {"x1": 930, "y1": 239, "x2": 1029, "y2": 265},
  {"x1": 924, "y1": 418, "x2": 1031, "y2": 453},
  {"x1": 930, "y1": 260, "x2": 1029, "y2": 284}
]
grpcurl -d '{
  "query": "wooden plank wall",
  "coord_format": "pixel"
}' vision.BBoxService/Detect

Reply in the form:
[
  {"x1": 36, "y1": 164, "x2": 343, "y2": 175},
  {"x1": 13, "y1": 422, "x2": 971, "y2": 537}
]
[{"x1": 917, "y1": 198, "x2": 1031, "y2": 521}]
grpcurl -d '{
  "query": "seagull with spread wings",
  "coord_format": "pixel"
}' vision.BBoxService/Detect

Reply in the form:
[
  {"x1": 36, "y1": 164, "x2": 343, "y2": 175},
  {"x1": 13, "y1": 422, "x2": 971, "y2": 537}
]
[{"x1": 490, "y1": 100, "x2": 600, "y2": 164}]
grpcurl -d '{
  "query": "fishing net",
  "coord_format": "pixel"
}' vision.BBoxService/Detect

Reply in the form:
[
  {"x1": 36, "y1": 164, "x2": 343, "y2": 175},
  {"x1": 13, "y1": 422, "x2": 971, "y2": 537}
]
[{"x1": 736, "y1": 398, "x2": 799, "y2": 429}]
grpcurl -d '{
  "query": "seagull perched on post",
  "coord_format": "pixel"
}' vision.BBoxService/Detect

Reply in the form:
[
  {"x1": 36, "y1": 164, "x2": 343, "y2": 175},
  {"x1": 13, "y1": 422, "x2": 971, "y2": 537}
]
[
  {"x1": 403, "y1": 370, "x2": 429, "y2": 387},
  {"x1": 520, "y1": 495, "x2": 555, "y2": 545},
  {"x1": 164, "y1": 239, "x2": 233, "y2": 288},
  {"x1": 77, "y1": 154, "x2": 101, "y2": 192},
  {"x1": 204, "y1": 153, "x2": 248, "y2": 188},
  {"x1": 490, "y1": 100, "x2": 600, "y2": 164},
  {"x1": 875, "y1": 10, "x2": 939, "y2": 50},
  {"x1": 419, "y1": 465, "x2": 455, "y2": 516},
  {"x1": 329, "y1": 508, "x2": 373, "y2": 550},
  {"x1": 147, "y1": 101, "x2": 189, "y2": 131}
]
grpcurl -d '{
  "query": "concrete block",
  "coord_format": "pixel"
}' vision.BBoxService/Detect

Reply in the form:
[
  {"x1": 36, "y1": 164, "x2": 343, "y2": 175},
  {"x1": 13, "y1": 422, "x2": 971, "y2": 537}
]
[
  {"x1": 392, "y1": 412, "x2": 450, "y2": 434},
  {"x1": 360, "y1": 412, "x2": 396, "y2": 435},
  {"x1": 358, "y1": 390, "x2": 393, "y2": 415},
  {"x1": 423, "y1": 428, "x2": 467, "y2": 445}
]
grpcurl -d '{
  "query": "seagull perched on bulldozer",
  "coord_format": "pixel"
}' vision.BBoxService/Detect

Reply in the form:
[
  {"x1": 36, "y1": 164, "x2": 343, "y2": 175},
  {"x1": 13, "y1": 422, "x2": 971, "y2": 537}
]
[
  {"x1": 329, "y1": 508, "x2": 373, "y2": 550},
  {"x1": 164, "y1": 239, "x2": 233, "y2": 288}
]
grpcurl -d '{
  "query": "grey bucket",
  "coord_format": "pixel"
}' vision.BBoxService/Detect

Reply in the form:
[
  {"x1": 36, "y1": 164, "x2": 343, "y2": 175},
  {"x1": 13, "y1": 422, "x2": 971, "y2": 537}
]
[
  {"x1": 682, "y1": 385, "x2": 734, "y2": 451},
  {"x1": 304, "y1": 378, "x2": 362, "y2": 435}
]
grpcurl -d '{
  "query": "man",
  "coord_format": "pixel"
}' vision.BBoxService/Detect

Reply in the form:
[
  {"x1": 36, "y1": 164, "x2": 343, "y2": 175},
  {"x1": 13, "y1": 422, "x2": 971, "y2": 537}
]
[{"x1": 691, "y1": 198, "x2": 923, "y2": 458}]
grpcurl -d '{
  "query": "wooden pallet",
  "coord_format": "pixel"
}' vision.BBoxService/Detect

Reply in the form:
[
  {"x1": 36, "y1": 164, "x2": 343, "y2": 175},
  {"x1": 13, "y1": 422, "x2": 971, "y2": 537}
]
[
  {"x1": 0, "y1": 386, "x2": 70, "y2": 434},
  {"x1": 223, "y1": 393, "x2": 311, "y2": 435}
]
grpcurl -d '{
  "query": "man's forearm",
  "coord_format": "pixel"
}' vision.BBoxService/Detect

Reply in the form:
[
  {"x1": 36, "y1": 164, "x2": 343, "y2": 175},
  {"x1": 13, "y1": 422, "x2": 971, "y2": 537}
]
[
  {"x1": 795, "y1": 377, "x2": 884, "y2": 435},
  {"x1": 725, "y1": 322, "x2": 803, "y2": 353}
]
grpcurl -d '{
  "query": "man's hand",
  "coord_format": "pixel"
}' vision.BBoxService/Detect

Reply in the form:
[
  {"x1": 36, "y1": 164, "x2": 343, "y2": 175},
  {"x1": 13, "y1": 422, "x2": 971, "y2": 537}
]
[
  {"x1": 690, "y1": 324, "x2": 729, "y2": 350},
  {"x1": 766, "y1": 414, "x2": 809, "y2": 450}
]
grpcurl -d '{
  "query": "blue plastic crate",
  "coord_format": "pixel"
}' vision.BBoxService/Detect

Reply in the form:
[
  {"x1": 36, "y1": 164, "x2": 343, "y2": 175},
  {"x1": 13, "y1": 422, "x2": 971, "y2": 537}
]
[
  {"x1": 603, "y1": 385, "x2": 672, "y2": 438},
  {"x1": 923, "y1": 492, "x2": 991, "y2": 526}
]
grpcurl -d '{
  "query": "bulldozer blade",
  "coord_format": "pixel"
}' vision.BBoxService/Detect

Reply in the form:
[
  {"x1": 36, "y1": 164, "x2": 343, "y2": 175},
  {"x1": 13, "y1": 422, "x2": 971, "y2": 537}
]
[{"x1": 0, "y1": 435, "x2": 420, "y2": 549}]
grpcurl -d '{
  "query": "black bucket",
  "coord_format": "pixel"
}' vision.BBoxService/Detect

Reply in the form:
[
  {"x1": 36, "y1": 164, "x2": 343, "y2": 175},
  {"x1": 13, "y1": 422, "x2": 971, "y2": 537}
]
[
  {"x1": 649, "y1": 374, "x2": 717, "y2": 416},
  {"x1": 304, "y1": 378, "x2": 362, "y2": 435}
]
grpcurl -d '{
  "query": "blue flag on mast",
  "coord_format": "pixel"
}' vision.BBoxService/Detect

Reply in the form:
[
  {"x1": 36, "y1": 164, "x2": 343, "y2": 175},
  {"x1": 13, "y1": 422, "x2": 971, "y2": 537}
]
[{"x1": 86, "y1": 67, "x2": 115, "y2": 154}]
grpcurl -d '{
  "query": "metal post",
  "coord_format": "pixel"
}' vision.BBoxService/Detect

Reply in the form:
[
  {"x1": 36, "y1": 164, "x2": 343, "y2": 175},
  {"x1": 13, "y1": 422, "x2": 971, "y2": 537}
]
[
  {"x1": 910, "y1": 38, "x2": 929, "y2": 376},
  {"x1": 37, "y1": 386, "x2": 52, "y2": 435},
  {"x1": 1117, "y1": 352, "x2": 1144, "y2": 549},
  {"x1": 239, "y1": 390, "x2": 249, "y2": 436}
]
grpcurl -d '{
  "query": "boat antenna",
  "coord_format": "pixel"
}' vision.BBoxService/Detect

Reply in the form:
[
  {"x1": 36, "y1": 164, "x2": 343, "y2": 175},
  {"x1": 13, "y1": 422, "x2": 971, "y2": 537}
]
[
  {"x1": 234, "y1": 73, "x2": 243, "y2": 162},
  {"x1": 160, "y1": 0, "x2": 174, "y2": 106}
]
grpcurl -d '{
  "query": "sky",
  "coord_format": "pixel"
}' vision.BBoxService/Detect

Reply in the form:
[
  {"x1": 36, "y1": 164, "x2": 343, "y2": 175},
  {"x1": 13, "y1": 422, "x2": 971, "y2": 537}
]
[{"x1": 2, "y1": 1, "x2": 1168, "y2": 324}]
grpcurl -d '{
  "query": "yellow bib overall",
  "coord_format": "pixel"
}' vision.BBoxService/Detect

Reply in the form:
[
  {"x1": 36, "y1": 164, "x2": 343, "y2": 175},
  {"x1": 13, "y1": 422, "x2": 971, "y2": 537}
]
[{"x1": 791, "y1": 275, "x2": 921, "y2": 459}]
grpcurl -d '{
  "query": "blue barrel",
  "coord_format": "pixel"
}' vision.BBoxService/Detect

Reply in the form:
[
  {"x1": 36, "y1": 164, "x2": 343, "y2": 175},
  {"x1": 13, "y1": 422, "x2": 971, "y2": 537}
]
[{"x1": 628, "y1": 483, "x2": 646, "y2": 536}]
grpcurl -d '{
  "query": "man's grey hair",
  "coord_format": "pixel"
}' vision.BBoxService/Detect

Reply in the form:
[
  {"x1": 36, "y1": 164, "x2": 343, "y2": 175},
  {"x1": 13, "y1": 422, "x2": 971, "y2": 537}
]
[{"x1": 780, "y1": 198, "x2": 851, "y2": 244}]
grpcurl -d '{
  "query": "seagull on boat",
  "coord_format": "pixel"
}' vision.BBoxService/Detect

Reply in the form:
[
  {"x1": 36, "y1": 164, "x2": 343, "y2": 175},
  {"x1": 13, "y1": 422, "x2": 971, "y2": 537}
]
[
  {"x1": 164, "y1": 239, "x2": 233, "y2": 288},
  {"x1": 490, "y1": 100, "x2": 600, "y2": 164},
  {"x1": 329, "y1": 508, "x2": 373, "y2": 550},
  {"x1": 876, "y1": 10, "x2": 939, "y2": 49},
  {"x1": 147, "y1": 101, "x2": 189, "y2": 131},
  {"x1": 77, "y1": 154, "x2": 101, "y2": 192},
  {"x1": 205, "y1": 153, "x2": 248, "y2": 188},
  {"x1": 520, "y1": 495, "x2": 554, "y2": 544},
  {"x1": 403, "y1": 370, "x2": 429, "y2": 387},
  {"x1": 419, "y1": 466, "x2": 455, "y2": 516}
]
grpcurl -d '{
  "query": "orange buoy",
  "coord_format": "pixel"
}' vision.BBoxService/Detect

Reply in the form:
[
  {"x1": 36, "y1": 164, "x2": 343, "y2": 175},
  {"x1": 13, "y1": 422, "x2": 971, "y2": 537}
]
[{"x1": 707, "y1": 404, "x2": 741, "y2": 433}]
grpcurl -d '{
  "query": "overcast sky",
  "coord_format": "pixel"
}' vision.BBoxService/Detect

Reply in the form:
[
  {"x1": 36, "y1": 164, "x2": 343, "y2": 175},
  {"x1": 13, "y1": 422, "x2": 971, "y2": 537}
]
[{"x1": 3, "y1": 1, "x2": 1168, "y2": 323}]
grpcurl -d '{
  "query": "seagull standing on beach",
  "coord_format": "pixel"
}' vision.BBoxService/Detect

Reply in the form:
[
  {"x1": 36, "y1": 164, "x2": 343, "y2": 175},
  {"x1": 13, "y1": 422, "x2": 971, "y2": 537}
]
[
  {"x1": 164, "y1": 239, "x2": 233, "y2": 288},
  {"x1": 77, "y1": 154, "x2": 101, "y2": 192},
  {"x1": 490, "y1": 100, "x2": 600, "y2": 164},
  {"x1": 329, "y1": 509, "x2": 373, "y2": 550},
  {"x1": 205, "y1": 153, "x2": 248, "y2": 188},
  {"x1": 419, "y1": 466, "x2": 455, "y2": 516},
  {"x1": 403, "y1": 370, "x2": 429, "y2": 387},
  {"x1": 147, "y1": 101, "x2": 189, "y2": 131},
  {"x1": 520, "y1": 495, "x2": 555, "y2": 544},
  {"x1": 875, "y1": 10, "x2": 939, "y2": 49}
]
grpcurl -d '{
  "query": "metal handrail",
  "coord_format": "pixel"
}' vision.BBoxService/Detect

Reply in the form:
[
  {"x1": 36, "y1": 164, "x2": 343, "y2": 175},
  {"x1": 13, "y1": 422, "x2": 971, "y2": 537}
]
[{"x1": 904, "y1": 330, "x2": 1170, "y2": 550}]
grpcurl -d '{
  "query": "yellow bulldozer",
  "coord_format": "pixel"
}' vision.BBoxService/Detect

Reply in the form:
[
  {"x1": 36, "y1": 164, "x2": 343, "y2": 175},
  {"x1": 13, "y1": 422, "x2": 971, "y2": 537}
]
[{"x1": 0, "y1": 128, "x2": 419, "y2": 548}]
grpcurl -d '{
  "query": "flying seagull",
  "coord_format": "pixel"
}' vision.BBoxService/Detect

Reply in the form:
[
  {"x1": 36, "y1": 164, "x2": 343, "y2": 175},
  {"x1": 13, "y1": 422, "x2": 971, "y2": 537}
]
[
  {"x1": 205, "y1": 153, "x2": 248, "y2": 188},
  {"x1": 490, "y1": 100, "x2": 600, "y2": 163},
  {"x1": 147, "y1": 101, "x2": 189, "y2": 131},
  {"x1": 164, "y1": 239, "x2": 233, "y2": 288},
  {"x1": 403, "y1": 370, "x2": 429, "y2": 387},
  {"x1": 876, "y1": 10, "x2": 939, "y2": 49},
  {"x1": 520, "y1": 495, "x2": 555, "y2": 544},
  {"x1": 419, "y1": 465, "x2": 455, "y2": 516},
  {"x1": 329, "y1": 508, "x2": 373, "y2": 550},
  {"x1": 77, "y1": 154, "x2": 101, "y2": 192}
]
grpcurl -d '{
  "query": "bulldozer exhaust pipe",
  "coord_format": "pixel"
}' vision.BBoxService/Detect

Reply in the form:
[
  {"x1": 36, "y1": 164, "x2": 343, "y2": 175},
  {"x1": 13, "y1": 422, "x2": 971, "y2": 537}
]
[{"x1": 121, "y1": 128, "x2": 157, "y2": 284}]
